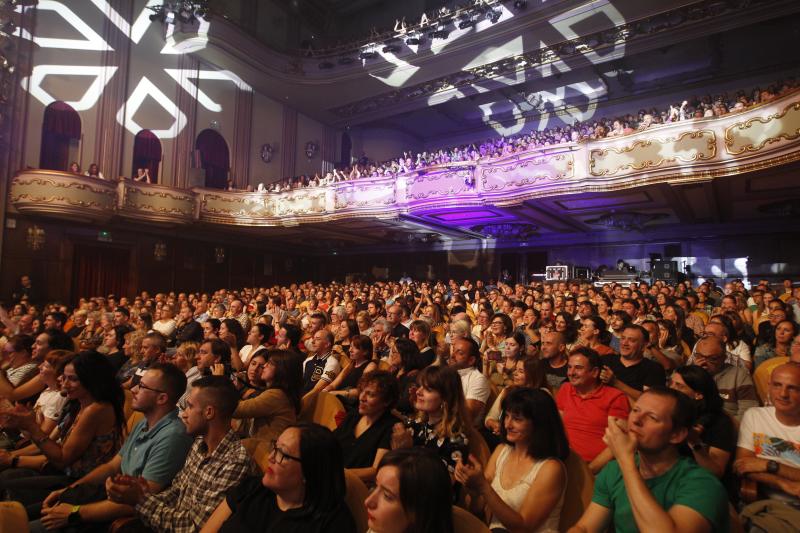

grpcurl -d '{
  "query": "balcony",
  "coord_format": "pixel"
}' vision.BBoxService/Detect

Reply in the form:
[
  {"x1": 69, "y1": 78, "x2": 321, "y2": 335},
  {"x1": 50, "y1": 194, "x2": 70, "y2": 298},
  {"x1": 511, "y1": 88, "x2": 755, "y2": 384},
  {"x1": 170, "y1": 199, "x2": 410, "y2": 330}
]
[{"x1": 10, "y1": 91, "x2": 800, "y2": 230}]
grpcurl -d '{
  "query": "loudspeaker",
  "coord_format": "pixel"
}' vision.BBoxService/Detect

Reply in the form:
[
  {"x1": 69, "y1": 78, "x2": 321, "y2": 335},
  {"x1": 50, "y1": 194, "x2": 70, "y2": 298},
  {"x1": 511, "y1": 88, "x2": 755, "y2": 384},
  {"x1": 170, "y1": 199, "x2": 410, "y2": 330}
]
[{"x1": 652, "y1": 261, "x2": 678, "y2": 280}]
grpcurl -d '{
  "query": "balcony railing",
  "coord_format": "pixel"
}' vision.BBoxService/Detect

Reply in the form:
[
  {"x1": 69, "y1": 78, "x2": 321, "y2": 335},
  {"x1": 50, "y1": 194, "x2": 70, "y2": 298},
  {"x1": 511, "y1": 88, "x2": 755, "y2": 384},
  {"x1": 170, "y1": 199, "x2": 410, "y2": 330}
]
[{"x1": 10, "y1": 91, "x2": 800, "y2": 228}]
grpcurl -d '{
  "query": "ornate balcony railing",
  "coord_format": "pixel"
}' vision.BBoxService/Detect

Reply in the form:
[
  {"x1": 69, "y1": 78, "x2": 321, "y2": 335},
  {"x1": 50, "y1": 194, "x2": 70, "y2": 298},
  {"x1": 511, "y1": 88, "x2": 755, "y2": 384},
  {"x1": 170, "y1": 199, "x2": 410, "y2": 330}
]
[{"x1": 10, "y1": 91, "x2": 800, "y2": 228}]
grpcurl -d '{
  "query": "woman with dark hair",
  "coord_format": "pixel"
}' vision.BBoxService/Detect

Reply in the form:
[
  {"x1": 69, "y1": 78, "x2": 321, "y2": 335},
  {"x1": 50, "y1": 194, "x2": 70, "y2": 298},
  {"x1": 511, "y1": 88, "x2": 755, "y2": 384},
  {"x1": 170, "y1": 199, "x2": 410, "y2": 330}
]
[
  {"x1": 481, "y1": 313, "x2": 513, "y2": 378},
  {"x1": 235, "y1": 351, "x2": 267, "y2": 401},
  {"x1": 334, "y1": 371, "x2": 401, "y2": 483},
  {"x1": 232, "y1": 350, "x2": 302, "y2": 444},
  {"x1": 276, "y1": 324, "x2": 302, "y2": 354},
  {"x1": 335, "y1": 319, "x2": 359, "y2": 353},
  {"x1": 669, "y1": 365, "x2": 735, "y2": 479},
  {"x1": 388, "y1": 338, "x2": 426, "y2": 416},
  {"x1": 0, "y1": 352, "x2": 124, "y2": 508},
  {"x1": 220, "y1": 318, "x2": 246, "y2": 350},
  {"x1": 662, "y1": 303, "x2": 695, "y2": 349},
  {"x1": 197, "y1": 338, "x2": 233, "y2": 378},
  {"x1": 201, "y1": 423, "x2": 356, "y2": 533},
  {"x1": 554, "y1": 311, "x2": 578, "y2": 346},
  {"x1": 753, "y1": 319, "x2": 797, "y2": 369},
  {"x1": 365, "y1": 448, "x2": 454, "y2": 533},
  {"x1": 456, "y1": 388, "x2": 568, "y2": 532},
  {"x1": 101, "y1": 325, "x2": 129, "y2": 373},
  {"x1": 392, "y1": 365, "x2": 470, "y2": 476},
  {"x1": 490, "y1": 331, "x2": 526, "y2": 388},
  {"x1": 408, "y1": 319, "x2": 436, "y2": 366},
  {"x1": 326, "y1": 334, "x2": 378, "y2": 402},
  {"x1": 484, "y1": 357, "x2": 551, "y2": 442}
]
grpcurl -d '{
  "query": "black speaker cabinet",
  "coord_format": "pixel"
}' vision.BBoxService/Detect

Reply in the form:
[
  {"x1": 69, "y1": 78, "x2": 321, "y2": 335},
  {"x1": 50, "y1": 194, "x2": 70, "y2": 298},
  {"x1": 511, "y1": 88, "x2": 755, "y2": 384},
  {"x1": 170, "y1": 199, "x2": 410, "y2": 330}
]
[{"x1": 652, "y1": 261, "x2": 678, "y2": 280}]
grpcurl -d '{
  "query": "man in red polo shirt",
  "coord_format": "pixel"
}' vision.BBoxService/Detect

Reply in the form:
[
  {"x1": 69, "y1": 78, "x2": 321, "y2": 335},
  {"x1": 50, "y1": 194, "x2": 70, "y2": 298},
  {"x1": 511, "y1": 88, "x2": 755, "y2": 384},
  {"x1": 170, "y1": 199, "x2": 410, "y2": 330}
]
[{"x1": 557, "y1": 346, "x2": 630, "y2": 473}]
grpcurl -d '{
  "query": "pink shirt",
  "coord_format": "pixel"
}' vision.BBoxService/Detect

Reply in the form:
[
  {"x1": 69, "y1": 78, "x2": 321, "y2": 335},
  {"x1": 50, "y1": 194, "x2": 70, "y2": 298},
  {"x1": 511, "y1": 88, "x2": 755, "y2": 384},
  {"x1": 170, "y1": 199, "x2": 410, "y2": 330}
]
[{"x1": 556, "y1": 382, "x2": 630, "y2": 462}]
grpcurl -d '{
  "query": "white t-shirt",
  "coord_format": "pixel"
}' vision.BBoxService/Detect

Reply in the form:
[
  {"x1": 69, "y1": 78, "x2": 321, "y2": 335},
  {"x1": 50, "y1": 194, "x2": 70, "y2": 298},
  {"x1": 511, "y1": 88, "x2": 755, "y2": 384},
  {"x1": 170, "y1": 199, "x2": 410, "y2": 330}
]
[
  {"x1": 34, "y1": 388, "x2": 68, "y2": 422},
  {"x1": 458, "y1": 367, "x2": 491, "y2": 424},
  {"x1": 738, "y1": 406, "x2": 800, "y2": 468}
]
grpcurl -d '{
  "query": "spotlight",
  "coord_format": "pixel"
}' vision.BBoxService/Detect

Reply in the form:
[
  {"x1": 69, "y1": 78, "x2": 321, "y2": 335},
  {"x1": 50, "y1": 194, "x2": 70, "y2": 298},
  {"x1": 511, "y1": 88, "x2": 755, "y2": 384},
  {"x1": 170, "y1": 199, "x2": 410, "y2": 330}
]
[
  {"x1": 359, "y1": 51, "x2": 378, "y2": 60},
  {"x1": 405, "y1": 36, "x2": 421, "y2": 45},
  {"x1": 486, "y1": 9, "x2": 501, "y2": 23},
  {"x1": 382, "y1": 44, "x2": 400, "y2": 53},
  {"x1": 431, "y1": 30, "x2": 449, "y2": 39},
  {"x1": 149, "y1": 12, "x2": 162, "y2": 21},
  {"x1": 458, "y1": 15, "x2": 475, "y2": 29}
]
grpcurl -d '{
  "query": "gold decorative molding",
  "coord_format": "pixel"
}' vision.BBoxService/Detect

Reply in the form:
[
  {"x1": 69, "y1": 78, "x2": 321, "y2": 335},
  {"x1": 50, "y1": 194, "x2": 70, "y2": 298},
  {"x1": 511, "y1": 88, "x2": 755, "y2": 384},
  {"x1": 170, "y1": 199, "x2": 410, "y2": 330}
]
[
  {"x1": 724, "y1": 100, "x2": 800, "y2": 155},
  {"x1": 480, "y1": 153, "x2": 574, "y2": 192},
  {"x1": 406, "y1": 170, "x2": 475, "y2": 200},
  {"x1": 589, "y1": 130, "x2": 717, "y2": 177}
]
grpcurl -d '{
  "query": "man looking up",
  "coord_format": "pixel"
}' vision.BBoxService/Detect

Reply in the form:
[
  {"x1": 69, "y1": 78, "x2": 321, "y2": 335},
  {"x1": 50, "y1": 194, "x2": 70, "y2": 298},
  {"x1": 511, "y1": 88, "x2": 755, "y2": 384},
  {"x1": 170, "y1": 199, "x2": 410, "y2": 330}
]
[{"x1": 692, "y1": 336, "x2": 758, "y2": 422}]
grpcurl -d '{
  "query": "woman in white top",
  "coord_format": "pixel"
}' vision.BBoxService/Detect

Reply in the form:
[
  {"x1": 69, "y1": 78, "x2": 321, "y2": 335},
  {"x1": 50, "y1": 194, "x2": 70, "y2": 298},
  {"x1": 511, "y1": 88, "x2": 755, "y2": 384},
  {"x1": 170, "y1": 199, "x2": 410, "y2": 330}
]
[
  {"x1": 152, "y1": 306, "x2": 177, "y2": 338},
  {"x1": 457, "y1": 387, "x2": 568, "y2": 533}
]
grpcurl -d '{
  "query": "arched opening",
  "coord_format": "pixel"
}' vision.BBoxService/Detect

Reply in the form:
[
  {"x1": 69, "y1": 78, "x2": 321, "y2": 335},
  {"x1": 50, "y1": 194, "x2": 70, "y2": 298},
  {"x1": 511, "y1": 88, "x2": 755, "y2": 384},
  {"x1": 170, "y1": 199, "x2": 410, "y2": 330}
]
[
  {"x1": 40, "y1": 101, "x2": 81, "y2": 171},
  {"x1": 340, "y1": 131, "x2": 352, "y2": 166},
  {"x1": 195, "y1": 129, "x2": 229, "y2": 189},
  {"x1": 132, "y1": 130, "x2": 161, "y2": 183}
]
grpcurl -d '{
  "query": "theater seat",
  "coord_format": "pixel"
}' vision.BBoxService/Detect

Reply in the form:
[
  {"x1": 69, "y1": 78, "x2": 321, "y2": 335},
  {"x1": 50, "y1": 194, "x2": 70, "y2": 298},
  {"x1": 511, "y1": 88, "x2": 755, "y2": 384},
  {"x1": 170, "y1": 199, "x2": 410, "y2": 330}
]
[
  {"x1": 453, "y1": 505, "x2": 490, "y2": 533},
  {"x1": 123, "y1": 389, "x2": 134, "y2": 421},
  {"x1": 299, "y1": 391, "x2": 345, "y2": 431},
  {"x1": 344, "y1": 470, "x2": 370, "y2": 533},
  {"x1": 558, "y1": 451, "x2": 595, "y2": 532},
  {"x1": 0, "y1": 501, "x2": 28, "y2": 533},
  {"x1": 242, "y1": 437, "x2": 270, "y2": 473},
  {"x1": 126, "y1": 410, "x2": 145, "y2": 434}
]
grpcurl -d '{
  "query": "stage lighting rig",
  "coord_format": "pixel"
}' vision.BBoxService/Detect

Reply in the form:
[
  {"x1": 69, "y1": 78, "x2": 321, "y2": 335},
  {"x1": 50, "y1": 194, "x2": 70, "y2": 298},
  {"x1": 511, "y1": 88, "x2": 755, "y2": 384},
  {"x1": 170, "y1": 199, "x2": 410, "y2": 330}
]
[{"x1": 148, "y1": 2, "x2": 210, "y2": 25}]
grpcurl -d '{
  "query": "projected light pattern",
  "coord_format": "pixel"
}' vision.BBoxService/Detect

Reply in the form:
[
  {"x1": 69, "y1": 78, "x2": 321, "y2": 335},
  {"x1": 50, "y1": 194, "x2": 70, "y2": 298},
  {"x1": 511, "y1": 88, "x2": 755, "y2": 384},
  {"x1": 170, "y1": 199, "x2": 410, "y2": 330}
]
[{"x1": 14, "y1": 0, "x2": 251, "y2": 139}]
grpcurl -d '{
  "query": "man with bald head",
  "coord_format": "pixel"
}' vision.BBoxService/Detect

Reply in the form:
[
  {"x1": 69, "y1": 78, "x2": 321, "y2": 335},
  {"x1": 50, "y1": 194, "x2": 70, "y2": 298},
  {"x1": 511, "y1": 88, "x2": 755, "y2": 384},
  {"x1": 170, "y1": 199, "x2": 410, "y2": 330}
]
[
  {"x1": 693, "y1": 336, "x2": 758, "y2": 421},
  {"x1": 386, "y1": 304, "x2": 409, "y2": 339},
  {"x1": 735, "y1": 363, "x2": 800, "y2": 502}
]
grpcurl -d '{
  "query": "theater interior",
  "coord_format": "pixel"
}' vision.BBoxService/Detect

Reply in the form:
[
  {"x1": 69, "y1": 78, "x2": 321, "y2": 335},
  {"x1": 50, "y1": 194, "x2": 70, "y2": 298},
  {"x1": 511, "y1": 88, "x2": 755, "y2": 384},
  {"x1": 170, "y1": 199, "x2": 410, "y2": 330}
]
[{"x1": 1, "y1": 0, "x2": 799, "y2": 301}]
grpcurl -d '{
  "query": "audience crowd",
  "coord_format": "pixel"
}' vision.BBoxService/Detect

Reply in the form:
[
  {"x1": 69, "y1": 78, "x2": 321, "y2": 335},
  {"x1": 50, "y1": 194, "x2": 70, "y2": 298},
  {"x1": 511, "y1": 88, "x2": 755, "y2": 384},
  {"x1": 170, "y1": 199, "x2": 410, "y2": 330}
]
[{"x1": 0, "y1": 272, "x2": 798, "y2": 531}]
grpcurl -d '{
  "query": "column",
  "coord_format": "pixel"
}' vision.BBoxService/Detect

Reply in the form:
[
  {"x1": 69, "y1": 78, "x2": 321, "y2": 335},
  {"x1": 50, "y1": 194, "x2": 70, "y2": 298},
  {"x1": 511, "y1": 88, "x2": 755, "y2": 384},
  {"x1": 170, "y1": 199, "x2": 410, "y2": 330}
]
[{"x1": 280, "y1": 106, "x2": 297, "y2": 179}]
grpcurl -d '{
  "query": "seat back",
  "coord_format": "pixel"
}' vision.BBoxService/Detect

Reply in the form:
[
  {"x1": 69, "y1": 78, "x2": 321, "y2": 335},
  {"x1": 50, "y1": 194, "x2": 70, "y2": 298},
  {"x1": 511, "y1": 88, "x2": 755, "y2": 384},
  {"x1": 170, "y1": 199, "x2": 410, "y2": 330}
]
[
  {"x1": 558, "y1": 451, "x2": 595, "y2": 532},
  {"x1": 241, "y1": 437, "x2": 271, "y2": 474},
  {"x1": 123, "y1": 388, "x2": 134, "y2": 421},
  {"x1": 0, "y1": 501, "x2": 28, "y2": 533},
  {"x1": 466, "y1": 426, "x2": 491, "y2": 467},
  {"x1": 344, "y1": 470, "x2": 370, "y2": 533},
  {"x1": 300, "y1": 391, "x2": 345, "y2": 431},
  {"x1": 126, "y1": 410, "x2": 145, "y2": 435},
  {"x1": 453, "y1": 505, "x2": 490, "y2": 533}
]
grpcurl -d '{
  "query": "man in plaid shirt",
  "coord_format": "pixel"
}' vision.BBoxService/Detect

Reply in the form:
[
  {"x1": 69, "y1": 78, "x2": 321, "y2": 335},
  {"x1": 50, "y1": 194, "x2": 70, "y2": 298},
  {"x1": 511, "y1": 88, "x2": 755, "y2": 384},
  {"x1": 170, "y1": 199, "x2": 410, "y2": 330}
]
[{"x1": 107, "y1": 376, "x2": 252, "y2": 532}]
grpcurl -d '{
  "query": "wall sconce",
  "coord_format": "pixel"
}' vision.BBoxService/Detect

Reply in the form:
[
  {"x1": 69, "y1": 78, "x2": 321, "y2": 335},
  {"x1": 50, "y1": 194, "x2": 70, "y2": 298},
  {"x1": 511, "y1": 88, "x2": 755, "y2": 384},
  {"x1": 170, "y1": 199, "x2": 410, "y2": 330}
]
[
  {"x1": 214, "y1": 247, "x2": 225, "y2": 263},
  {"x1": 304, "y1": 141, "x2": 318, "y2": 160},
  {"x1": 154, "y1": 241, "x2": 167, "y2": 261},
  {"x1": 26, "y1": 225, "x2": 45, "y2": 250},
  {"x1": 260, "y1": 143, "x2": 274, "y2": 163}
]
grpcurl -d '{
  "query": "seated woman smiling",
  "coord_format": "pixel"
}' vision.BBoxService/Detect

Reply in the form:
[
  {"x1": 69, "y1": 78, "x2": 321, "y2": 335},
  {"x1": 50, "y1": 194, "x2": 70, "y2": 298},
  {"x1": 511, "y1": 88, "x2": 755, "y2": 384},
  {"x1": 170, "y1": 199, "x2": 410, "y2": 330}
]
[{"x1": 201, "y1": 423, "x2": 356, "y2": 533}]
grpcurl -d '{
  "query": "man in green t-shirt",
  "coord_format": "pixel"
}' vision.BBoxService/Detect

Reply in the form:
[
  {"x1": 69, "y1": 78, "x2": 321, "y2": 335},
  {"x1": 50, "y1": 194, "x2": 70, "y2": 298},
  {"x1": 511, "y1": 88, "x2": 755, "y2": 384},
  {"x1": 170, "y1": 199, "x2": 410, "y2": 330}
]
[{"x1": 568, "y1": 388, "x2": 729, "y2": 533}]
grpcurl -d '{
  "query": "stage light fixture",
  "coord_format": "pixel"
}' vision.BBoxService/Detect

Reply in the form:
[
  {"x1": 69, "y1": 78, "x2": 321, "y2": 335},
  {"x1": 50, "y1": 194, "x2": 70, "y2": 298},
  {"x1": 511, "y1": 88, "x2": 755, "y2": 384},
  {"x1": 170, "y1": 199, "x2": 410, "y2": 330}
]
[
  {"x1": 382, "y1": 44, "x2": 400, "y2": 53},
  {"x1": 486, "y1": 9, "x2": 501, "y2": 23},
  {"x1": 405, "y1": 36, "x2": 421, "y2": 45},
  {"x1": 359, "y1": 50, "x2": 378, "y2": 60}
]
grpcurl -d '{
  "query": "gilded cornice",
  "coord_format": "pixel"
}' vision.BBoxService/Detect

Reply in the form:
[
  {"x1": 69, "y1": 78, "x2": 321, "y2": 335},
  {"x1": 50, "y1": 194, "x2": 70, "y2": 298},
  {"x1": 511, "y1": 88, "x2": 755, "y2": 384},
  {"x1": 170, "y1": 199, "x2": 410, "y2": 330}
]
[{"x1": 9, "y1": 91, "x2": 800, "y2": 228}]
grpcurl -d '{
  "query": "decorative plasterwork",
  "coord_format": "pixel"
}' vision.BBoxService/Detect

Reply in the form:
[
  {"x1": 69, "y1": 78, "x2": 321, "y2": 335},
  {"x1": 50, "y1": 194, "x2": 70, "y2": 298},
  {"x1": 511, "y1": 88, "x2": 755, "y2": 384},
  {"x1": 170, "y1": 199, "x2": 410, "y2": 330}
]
[
  {"x1": 585, "y1": 211, "x2": 669, "y2": 231},
  {"x1": 9, "y1": 92, "x2": 800, "y2": 228},
  {"x1": 589, "y1": 130, "x2": 716, "y2": 177},
  {"x1": 725, "y1": 100, "x2": 800, "y2": 155}
]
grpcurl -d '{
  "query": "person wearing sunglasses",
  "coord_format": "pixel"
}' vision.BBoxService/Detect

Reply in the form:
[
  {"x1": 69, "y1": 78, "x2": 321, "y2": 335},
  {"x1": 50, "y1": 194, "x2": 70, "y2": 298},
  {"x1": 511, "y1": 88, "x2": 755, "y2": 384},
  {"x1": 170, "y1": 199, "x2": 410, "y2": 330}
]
[{"x1": 201, "y1": 423, "x2": 356, "y2": 533}]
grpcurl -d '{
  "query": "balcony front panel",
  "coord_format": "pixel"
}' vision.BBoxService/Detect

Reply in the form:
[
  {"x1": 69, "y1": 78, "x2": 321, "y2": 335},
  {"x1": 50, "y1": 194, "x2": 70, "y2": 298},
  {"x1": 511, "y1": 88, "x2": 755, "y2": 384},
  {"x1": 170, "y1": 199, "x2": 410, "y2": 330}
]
[{"x1": 9, "y1": 91, "x2": 800, "y2": 227}]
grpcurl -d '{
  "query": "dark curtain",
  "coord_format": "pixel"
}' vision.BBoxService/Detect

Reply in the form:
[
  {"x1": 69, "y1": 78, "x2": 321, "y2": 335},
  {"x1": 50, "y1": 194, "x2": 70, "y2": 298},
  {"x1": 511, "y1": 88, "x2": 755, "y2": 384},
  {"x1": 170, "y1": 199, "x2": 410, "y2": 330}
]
[
  {"x1": 195, "y1": 129, "x2": 229, "y2": 189},
  {"x1": 72, "y1": 244, "x2": 130, "y2": 303},
  {"x1": 341, "y1": 132, "x2": 352, "y2": 166},
  {"x1": 40, "y1": 102, "x2": 81, "y2": 171},
  {"x1": 132, "y1": 130, "x2": 161, "y2": 183}
]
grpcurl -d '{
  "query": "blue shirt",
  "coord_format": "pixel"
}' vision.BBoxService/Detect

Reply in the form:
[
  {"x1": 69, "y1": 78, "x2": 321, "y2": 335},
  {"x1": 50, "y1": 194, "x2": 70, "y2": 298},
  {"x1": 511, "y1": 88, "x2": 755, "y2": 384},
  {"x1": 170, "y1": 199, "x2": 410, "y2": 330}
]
[{"x1": 119, "y1": 410, "x2": 193, "y2": 487}]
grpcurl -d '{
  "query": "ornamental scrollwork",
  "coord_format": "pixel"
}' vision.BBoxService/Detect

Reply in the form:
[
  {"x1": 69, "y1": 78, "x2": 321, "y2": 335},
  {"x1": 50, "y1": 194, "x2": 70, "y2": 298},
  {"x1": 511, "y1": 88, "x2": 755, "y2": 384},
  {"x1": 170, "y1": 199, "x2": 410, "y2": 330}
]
[{"x1": 724, "y1": 101, "x2": 800, "y2": 155}]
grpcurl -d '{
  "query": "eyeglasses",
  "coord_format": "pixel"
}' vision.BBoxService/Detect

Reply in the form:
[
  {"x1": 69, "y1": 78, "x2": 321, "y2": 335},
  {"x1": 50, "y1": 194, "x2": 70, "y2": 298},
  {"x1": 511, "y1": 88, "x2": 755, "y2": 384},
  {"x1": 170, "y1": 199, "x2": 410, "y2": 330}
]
[
  {"x1": 269, "y1": 440, "x2": 301, "y2": 464},
  {"x1": 491, "y1": 321, "x2": 504, "y2": 326},
  {"x1": 134, "y1": 381, "x2": 165, "y2": 394}
]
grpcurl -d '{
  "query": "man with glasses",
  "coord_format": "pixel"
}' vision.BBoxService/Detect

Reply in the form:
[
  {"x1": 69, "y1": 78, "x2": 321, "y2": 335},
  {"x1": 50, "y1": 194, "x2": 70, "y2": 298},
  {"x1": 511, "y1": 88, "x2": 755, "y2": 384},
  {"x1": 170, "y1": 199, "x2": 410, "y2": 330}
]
[
  {"x1": 106, "y1": 376, "x2": 251, "y2": 533},
  {"x1": 386, "y1": 304, "x2": 409, "y2": 339},
  {"x1": 692, "y1": 336, "x2": 758, "y2": 422},
  {"x1": 32, "y1": 364, "x2": 192, "y2": 532}
]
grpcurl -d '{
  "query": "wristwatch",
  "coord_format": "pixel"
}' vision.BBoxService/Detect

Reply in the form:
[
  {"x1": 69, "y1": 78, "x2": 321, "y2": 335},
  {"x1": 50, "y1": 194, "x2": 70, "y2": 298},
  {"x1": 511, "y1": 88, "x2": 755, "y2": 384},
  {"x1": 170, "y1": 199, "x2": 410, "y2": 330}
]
[
  {"x1": 767, "y1": 460, "x2": 780, "y2": 474},
  {"x1": 67, "y1": 505, "x2": 81, "y2": 525}
]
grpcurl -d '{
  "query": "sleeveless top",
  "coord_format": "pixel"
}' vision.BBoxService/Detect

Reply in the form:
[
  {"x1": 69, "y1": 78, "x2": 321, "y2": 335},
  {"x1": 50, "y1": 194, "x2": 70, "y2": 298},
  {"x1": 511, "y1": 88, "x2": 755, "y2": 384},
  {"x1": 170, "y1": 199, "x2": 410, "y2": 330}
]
[
  {"x1": 57, "y1": 408, "x2": 122, "y2": 479},
  {"x1": 488, "y1": 445, "x2": 565, "y2": 532}
]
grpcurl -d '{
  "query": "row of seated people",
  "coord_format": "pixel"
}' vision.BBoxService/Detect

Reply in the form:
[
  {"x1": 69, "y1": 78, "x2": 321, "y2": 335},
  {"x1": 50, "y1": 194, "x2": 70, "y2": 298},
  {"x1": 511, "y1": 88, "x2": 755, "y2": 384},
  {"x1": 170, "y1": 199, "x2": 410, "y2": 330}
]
[
  {"x1": 55, "y1": 77, "x2": 799, "y2": 194},
  {"x1": 0, "y1": 275, "x2": 799, "y2": 530}
]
